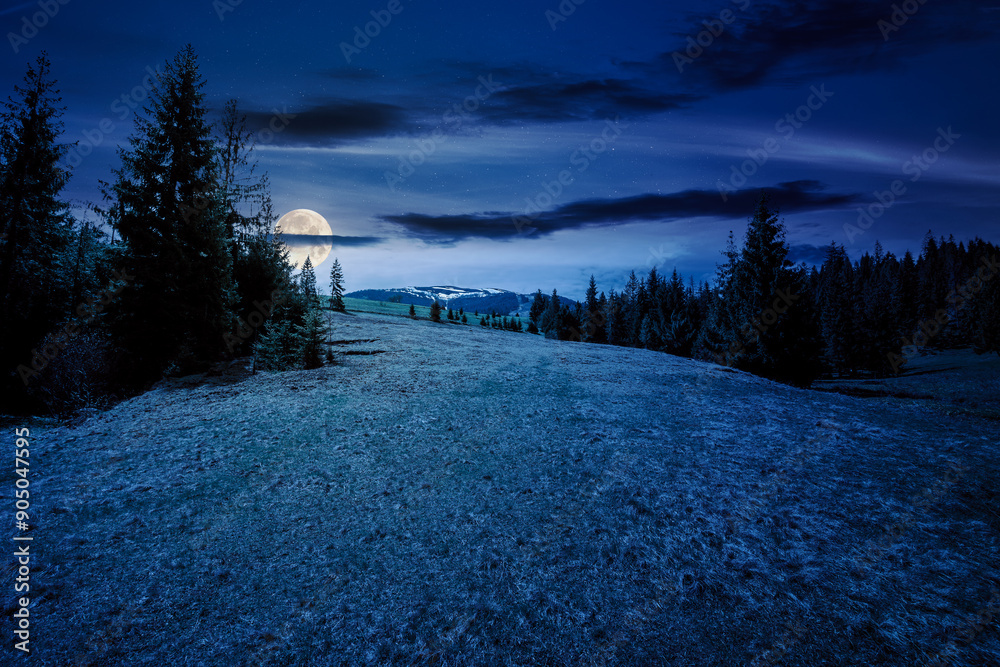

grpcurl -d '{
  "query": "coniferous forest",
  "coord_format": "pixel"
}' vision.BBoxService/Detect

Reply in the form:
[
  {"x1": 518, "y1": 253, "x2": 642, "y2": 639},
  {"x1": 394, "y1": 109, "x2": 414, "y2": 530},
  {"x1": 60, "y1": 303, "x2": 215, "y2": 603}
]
[
  {"x1": 526, "y1": 200, "x2": 1000, "y2": 388},
  {"x1": 2, "y1": 48, "x2": 325, "y2": 415},
  {"x1": 3, "y1": 47, "x2": 999, "y2": 415}
]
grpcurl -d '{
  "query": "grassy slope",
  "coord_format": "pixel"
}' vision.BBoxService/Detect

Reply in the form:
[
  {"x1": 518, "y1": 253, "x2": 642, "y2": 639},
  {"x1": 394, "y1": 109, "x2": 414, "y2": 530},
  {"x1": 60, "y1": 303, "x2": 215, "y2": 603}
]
[
  {"x1": 341, "y1": 297, "x2": 425, "y2": 318},
  {"x1": 340, "y1": 296, "x2": 496, "y2": 322},
  {"x1": 3, "y1": 311, "x2": 999, "y2": 666}
]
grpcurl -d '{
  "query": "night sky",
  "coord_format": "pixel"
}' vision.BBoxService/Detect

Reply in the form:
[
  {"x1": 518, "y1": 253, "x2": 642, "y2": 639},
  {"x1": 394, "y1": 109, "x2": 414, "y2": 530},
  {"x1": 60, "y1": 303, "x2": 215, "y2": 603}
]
[{"x1": 4, "y1": 0, "x2": 999, "y2": 299}]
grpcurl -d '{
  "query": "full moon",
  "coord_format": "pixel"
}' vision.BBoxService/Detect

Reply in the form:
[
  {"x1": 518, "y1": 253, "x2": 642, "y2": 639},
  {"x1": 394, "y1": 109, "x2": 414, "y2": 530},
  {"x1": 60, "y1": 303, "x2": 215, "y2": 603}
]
[{"x1": 275, "y1": 209, "x2": 334, "y2": 270}]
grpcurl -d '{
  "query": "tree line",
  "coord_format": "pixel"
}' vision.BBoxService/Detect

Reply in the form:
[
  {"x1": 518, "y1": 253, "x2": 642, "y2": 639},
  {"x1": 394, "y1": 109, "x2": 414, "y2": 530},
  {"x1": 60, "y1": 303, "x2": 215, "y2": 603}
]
[
  {"x1": 4, "y1": 47, "x2": 996, "y2": 413},
  {"x1": 1, "y1": 48, "x2": 339, "y2": 414},
  {"x1": 526, "y1": 196, "x2": 999, "y2": 387}
]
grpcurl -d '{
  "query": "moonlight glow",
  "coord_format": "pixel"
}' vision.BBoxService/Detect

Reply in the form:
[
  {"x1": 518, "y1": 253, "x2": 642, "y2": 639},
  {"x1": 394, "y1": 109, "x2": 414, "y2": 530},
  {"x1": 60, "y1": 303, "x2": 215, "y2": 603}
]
[{"x1": 275, "y1": 209, "x2": 333, "y2": 270}]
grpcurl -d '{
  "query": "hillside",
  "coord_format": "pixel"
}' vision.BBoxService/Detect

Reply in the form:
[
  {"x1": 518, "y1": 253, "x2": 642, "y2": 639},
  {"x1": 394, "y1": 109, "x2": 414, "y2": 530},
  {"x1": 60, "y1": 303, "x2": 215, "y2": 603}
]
[
  {"x1": 345, "y1": 286, "x2": 577, "y2": 316},
  {"x1": 3, "y1": 311, "x2": 999, "y2": 666}
]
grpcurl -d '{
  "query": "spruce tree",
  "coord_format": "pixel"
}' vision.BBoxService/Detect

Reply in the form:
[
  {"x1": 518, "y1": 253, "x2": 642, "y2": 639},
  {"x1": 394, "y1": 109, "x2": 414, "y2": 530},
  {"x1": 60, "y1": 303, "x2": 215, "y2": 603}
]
[
  {"x1": 540, "y1": 288, "x2": 561, "y2": 339},
  {"x1": 409, "y1": 303, "x2": 416, "y2": 319},
  {"x1": 215, "y1": 100, "x2": 291, "y2": 358},
  {"x1": 729, "y1": 195, "x2": 821, "y2": 385},
  {"x1": 604, "y1": 289, "x2": 627, "y2": 346},
  {"x1": 726, "y1": 195, "x2": 789, "y2": 371},
  {"x1": 621, "y1": 270, "x2": 640, "y2": 346},
  {"x1": 103, "y1": 45, "x2": 234, "y2": 383},
  {"x1": 584, "y1": 274, "x2": 605, "y2": 343},
  {"x1": 667, "y1": 307, "x2": 698, "y2": 357},
  {"x1": 817, "y1": 243, "x2": 855, "y2": 374},
  {"x1": 916, "y1": 232, "x2": 947, "y2": 323},
  {"x1": 429, "y1": 300, "x2": 442, "y2": 322},
  {"x1": 529, "y1": 289, "x2": 548, "y2": 327},
  {"x1": 894, "y1": 250, "x2": 919, "y2": 338},
  {"x1": 329, "y1": 257, "x2": 346, "y2": 311},
  {"x1": 299, "y1": 256, "x2": 319, "y2": 310},
  {"x1": 255, "y1": 312, "x2": 301, "y2": 371},
  {"x1": 769, "y1": 265, "x2": 824, "y2": 386},
  {"x1": 0, "y1": 54, "x2": 74, "y2": 402},
  {"x1": 969, "y1": 252, "x2": 1000, "y2": 356},
  {"x1": 296, "y1": 306, "x2": 325, "y2": 369},
  {"x1": 856, "y1": 249, "x2": 900, "y2": 376},
  {"x1": 649, "y1": 272, "x2": 698, "y2": 357},
  {"x1": 695, "y1": 233, "x2": 740, "y2": 364}
]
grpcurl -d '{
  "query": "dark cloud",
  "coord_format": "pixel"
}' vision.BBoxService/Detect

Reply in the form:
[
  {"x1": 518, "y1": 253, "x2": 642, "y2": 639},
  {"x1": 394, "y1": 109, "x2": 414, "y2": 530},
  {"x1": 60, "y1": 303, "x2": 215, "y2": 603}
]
[
  {"x1": 243, "y1": 101, "x2": 410, "y2": 144},
  {"x1": 481, "y1": 78, "x2": 700, "y2": 124},
  {"x1": 376, "y1": 213, "x2": 515, "y2": 245},
  {"x1": 381, "y1": 181, "x2": 862, "y2": 244},
  {"x1": 431, "y1": 61, "x2": 703, "y2": 123},
  {"x1": 254, "y1": 65, "x2": 699, "y2": 144},
  {"x1": 634, "y1": 0, "x2": 1000, "y2": 91},
  {"x1": 279, "y1": 234, "x2": 384, "y2": 247}
]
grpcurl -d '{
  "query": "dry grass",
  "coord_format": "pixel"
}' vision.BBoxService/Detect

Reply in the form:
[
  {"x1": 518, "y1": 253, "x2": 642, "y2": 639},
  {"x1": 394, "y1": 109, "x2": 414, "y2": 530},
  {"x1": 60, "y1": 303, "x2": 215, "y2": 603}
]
[{"x1": 2, "y1": 312, "x2": 998, "y2": 665}]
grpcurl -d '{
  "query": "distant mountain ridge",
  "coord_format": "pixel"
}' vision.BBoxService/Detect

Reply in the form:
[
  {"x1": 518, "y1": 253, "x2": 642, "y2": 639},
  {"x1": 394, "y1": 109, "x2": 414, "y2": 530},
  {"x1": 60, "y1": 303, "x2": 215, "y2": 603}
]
[{"x1": 345, "y1": 286, "x2": 578, "y2": 316}]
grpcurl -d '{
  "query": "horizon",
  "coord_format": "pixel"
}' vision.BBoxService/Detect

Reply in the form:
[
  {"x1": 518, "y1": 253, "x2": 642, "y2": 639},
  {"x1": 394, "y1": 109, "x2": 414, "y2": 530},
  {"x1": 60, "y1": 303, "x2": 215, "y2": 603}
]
[
  {"x1": 4, "y1": 0, "x2": 999, "y2": 299},
  {"x1": 328, "y1": 227, "x2": 984, "y2": 303}
]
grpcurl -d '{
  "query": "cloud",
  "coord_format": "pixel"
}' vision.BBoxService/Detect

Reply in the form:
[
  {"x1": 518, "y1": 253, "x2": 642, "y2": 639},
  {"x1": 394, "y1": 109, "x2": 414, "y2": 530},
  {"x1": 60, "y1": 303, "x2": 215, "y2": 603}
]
[
  {"x1": 279, "y1": 234, "x2": 384, "y2": 247},
  {"x1": 381, "y1": 180, "x2": 862, "y2": 244},
  {"x1": 433, "y1": 61, "x2": 703, "y2": 123},
  {"x1": 633, "y1": 0, "x2": 1000, "y2": 91},
  {"x1": 375, "y1": 213, "x2": 516, "y2": 245},
  {"x1": 480, "y1": 78, "x2": 701, "y2": 124},
  {"x1": 243, "y1": 101, "x2": 410, "y2": 144},
  {"x1": 249, "y1": 66, "x2": 700, "y2": 144},
  {"x1": 0, "y1": 2, "x2": 41, "y2": 18}
]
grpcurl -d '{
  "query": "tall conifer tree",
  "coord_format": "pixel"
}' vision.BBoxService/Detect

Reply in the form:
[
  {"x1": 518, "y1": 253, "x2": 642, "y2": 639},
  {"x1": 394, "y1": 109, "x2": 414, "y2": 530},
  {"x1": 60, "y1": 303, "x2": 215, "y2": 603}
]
[
  {"x1": 104, "y1": 45, "x2": 234, "y2": 382},
  {"x1": 0, "y1": 54, "x2": 73, "y2": 396},
  {"x1": 329, "y1": 257, "x2": 346, "y2": 311}
]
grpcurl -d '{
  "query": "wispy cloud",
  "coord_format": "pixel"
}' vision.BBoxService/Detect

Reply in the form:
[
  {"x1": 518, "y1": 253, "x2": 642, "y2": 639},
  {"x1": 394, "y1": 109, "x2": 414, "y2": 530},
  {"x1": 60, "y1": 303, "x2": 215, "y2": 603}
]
[
  {"x1": 279, "y1": 234, "x2": 384, "y2": 247},
  {"x1": 381, "y1": 180, "x2": 862, "y2": 244},
  {"x1": 243, "y1": 101, "x2": 410, "y2": 145},
  {"x1": 625, "y1": 0, "x2": 1000, "y2": 92},
  {"x1": 0, "y1": 2, "x2": 38, "y2": 18}
]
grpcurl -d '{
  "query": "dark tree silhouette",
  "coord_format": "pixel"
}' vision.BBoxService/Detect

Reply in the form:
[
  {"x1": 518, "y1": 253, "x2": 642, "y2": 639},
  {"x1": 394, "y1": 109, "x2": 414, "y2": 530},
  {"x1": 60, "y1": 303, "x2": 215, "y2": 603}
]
[{"x1": 103, "y1": 45, "x2": 234, "y2": 384}]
